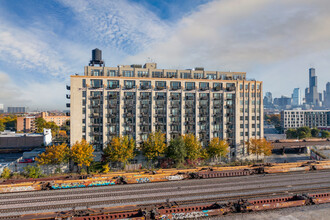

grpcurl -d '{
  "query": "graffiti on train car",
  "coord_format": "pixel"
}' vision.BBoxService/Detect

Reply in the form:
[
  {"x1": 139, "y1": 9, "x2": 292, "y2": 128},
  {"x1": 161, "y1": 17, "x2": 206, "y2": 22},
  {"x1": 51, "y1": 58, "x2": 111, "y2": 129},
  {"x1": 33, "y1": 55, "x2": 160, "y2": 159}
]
[
  {"x1": 0, "y1": 185, "x2": 37, "y2": 192},
  {"x1": 165, "y1": 175, "x2": 184, "y2": 181},
  {"x1": 136, "y1": 177, "x2": 151, "y2": 183},
  {"x1": 169, "y1": 210, "x2": 210, "y2": 219},
  {"x1": 52, "y1": 180, "x2": 116, "y2": 189}
]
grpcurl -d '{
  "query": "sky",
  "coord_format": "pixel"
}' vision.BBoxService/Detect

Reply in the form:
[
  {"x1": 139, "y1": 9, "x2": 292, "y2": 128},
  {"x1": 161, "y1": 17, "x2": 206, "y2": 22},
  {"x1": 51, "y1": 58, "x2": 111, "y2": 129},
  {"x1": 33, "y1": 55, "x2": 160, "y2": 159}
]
[{"x1": 0, "y1": 0, "x2": 330, "y2": 111}]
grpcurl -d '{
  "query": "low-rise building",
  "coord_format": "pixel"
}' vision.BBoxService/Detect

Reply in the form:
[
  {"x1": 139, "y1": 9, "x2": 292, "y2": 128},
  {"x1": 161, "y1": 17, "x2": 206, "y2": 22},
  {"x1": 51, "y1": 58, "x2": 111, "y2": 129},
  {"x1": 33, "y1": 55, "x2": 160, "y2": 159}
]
[
  {"x1": 41, "y1": 112, "x2": 69, "y2": 127},
  {"x1": 16, "y1": 116, "x2": 36, "y2": 132},
  {"x1": 281, "y1": 110, "x2": 330, "y2": 130}
]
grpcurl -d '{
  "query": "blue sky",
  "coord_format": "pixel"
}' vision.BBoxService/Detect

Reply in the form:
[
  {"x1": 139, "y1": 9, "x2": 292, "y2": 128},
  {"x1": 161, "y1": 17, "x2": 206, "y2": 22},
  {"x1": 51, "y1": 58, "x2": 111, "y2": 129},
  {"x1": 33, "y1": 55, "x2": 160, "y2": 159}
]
[{"x1": 0, "y1": 0, "x2": 329, "y2": 110}]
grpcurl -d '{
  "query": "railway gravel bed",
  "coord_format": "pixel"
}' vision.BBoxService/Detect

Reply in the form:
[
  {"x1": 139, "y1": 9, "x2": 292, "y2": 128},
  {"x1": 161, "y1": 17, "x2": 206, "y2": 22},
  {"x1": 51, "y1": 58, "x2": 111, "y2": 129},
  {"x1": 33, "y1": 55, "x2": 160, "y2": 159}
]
[{"x1": 0, "y1": 171, "x2": 329, "y2": 217}]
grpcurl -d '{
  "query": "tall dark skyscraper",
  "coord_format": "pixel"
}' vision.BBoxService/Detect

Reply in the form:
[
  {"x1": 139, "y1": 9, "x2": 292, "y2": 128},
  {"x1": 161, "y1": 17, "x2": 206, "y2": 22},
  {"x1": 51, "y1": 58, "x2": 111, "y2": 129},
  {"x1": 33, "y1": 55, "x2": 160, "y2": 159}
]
[
  {"x1": 305, "y1": 68, "x2": 319, "y2": 106},
  {"x1": 324, "y1": 82, "x2": 330, "y2": 108}
]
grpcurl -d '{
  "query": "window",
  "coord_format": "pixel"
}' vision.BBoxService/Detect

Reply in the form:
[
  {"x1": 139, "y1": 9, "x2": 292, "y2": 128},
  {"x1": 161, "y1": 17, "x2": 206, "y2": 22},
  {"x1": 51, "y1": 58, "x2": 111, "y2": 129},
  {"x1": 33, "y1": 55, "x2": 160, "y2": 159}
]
[
  {"x1": 156, "y1": 81, "x2": 166, "y2": 89},
  {"x1": 107, "y1": 80, "x2": 119, "y2": 89},
  {"x1": 152, "y1": 71, "x2": 163, "y2": 78},
  {"x1": 199, "y1": 82, "x2": 209, "y2": 90},
  {"x1": 171, "y1": 82, "x2": 181, "y2": 90},
  {"x1": 207, "y1": 74, "x2": 216, "y2": 79},
  {"x1": 185, "y1": 82, "x2": 195, "y2": 90},
  {"x1": 108, "y1": 70, "x2": 118, "y2": 76},
  {"x1": 124, "y1": 80, "x2": 135, "y2": 89},
  {"x1": 245, "y1": 84, "x2": 249, "y2": 90},
  {"x1": 138, "y1": 71, "x2": 149, "y2": 77},
  {"x1": 240, "y1": 124, "x2": 244, "y2": 128},
  {"x1": 181, "y1": 72, "x2": 191, "y2": 79},
  {"x1": 122, "y1": 70, "x2": 134, "y2": 77},
  {"x1": 140, "y1": 81, "x2": 151, "y2": 89},
  {"x1": 91, "y1": 69, "x2": 102, "y2": 76},
  {"x1": 213, "y1": 83, "x2": 222, "y2": 91},
  {"x1": 82, "y1": 91, "x2": 86, "y2": 97},
  {"x1": 167, "y1": 72, "x2": 177, "y2": 78},
  {"x1": 194, "y1": 73, "x2": 203, "y2": 79},
  {"x1": 252, "y1": 84, "x2": 255, "y2": 90},
  {"x1": 91, "y1": 79, "x2": 102, "y2": 88},
  {"x1": 240, "y1": 84, "x2": 243, "y2": 90},
  {"x1": 82, "y1": 79, "x2": 86, "y2": 88},
  {"x1": 257, "y1": 84, "x2": 260, "y2": 90}
]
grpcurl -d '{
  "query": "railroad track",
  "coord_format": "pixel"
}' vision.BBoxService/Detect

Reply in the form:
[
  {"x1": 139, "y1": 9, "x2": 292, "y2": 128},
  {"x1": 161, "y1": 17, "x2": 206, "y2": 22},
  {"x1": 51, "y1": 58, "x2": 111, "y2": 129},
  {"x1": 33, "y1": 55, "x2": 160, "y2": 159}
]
[
  {"x1": 1, "y1": 171, "x2": 330, "y2": 217},
  {"x1": 1, "y1": 178, "x2": 329, "y2": 206},
  {"x1": 1, "y1": 169, "x2": 329, "y2": 199}
]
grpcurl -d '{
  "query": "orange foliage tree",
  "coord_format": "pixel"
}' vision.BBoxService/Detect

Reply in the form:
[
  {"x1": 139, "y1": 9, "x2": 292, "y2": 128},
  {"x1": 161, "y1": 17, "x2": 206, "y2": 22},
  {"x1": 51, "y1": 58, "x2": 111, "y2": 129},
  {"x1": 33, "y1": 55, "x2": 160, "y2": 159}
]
[
  {"x1": 103, "y1": 136, "x2": 136, "y2": 165},
  {"x1": 71, "y1": 139, "x2": 94, "y2": 171},
  {"x1": 246, "y1": 138, "x2": 273, "y2": 160},
  {"x1": 36, "y1": 143, "x2": 69, "y2": 166}
]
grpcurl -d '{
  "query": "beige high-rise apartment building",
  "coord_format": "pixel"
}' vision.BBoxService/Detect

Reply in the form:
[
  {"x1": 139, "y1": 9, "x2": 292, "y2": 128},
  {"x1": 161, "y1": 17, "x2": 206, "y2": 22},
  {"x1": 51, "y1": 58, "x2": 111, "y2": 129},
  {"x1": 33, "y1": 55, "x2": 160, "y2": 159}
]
[{"x1": 69, "y1": 50, "x2": 263, "y2": 160}]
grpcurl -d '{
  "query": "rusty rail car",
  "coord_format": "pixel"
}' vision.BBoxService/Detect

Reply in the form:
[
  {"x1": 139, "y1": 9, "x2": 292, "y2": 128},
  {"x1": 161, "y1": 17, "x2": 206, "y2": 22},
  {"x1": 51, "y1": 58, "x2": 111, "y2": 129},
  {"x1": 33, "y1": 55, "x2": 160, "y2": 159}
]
[
  {"x1": 16, "y1": 192, "x2": 330, "y2": 219},
  {"x1": 1, "y1": 160, "x2": 330, "y2": 193}
]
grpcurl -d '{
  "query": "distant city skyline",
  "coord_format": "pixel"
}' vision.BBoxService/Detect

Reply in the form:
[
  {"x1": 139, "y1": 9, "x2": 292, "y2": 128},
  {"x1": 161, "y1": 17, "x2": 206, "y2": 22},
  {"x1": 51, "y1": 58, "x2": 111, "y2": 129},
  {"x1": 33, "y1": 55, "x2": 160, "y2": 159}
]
[{"x1": 0, "y1": 0, "x2": 330, "y2": 110}]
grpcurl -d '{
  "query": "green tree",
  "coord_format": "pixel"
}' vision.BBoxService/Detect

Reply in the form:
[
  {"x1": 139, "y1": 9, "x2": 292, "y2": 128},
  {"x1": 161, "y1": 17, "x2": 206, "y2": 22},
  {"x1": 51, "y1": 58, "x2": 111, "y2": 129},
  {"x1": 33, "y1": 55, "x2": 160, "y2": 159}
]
[
  {"x1": 35, "y1": 117, "x2": 47, "y2": 133},
  {"x1": 297, "y1": 127, "x2": 311, "y2": 139},
  {"x1": 320, "y1": 130, "x2": 330, "y2": 138},
  {"x1": 311, "y1": 128, "x2": 320, "y2": 137},
  {"x1": 183, "y1": 134, "x2": 202, "y2": 161},
  {"x1": 1, "y1": 167, "x2": 11, "y2": 179},
  {"x1": 142, "y1": 131, "x2": 166, "y2": 162},
  {"x1": 166, "y1": 136, "x2": 187, "y2": 164},
  {"x1": 207, "y1": 138, "x2": 229, "y2": 160},
  {"x1": 71, "y1": 139, "x2": 94, "y2": 171},
  {"x1": 286, "y1": 128, "x2": 297, "y2": 139},
  {"x1": 24, "y1": 166, "x2": 42, "y2": 178},
  {"x1": 103, "y1": 136, "x2": 136, "y2": 165}
]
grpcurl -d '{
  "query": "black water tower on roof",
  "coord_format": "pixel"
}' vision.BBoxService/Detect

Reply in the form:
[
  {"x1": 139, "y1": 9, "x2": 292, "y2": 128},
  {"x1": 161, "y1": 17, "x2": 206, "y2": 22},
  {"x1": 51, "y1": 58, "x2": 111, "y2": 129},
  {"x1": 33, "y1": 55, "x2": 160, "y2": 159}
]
[{"x1": 89, "y1": 48, "x2": 104, "y2": 66}]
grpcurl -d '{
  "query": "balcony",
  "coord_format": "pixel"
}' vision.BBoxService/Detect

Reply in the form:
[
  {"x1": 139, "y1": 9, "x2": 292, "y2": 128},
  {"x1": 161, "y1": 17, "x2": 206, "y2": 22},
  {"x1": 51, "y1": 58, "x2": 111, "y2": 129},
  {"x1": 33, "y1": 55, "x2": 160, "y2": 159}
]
[
  {"x1": 170, "y1": 96, "x2": 180, "y2": 100},
  {"x1": 108, "y1": 85, "x2": 119, "y2": 90},
  {"x1": 226, "y1": 86, "x2": 235, "y2": 91},
  {"x1": 140, "y1": 85, "x2": 151, "y2": 90},
  {"x1": 156, "y1": 95, "x2": 166, "y2": 100},
  {"x1": 140, "y1": 96, "x2": 151, "y2": 100},
  {"x1": 124, "y1": 85, "x2": 136, "y2": 90},
  {"x1": 170, "y1": 103, "x2": 180, "y2": 108},
  {"x1": 66, "y1": 94, "x2": 70, "y2": 99},
  {"x1": 89, "y1": 96, "x2": 102, "y2": 100},
  {"x1": 66, "y1": 85, "x2": 71, "y2": 90},
  {"x1": 200, "y1": 87, "x2": 209, "y2": 91},
  {"x1": 89, "y1": 123, "x2": 102, "y2": 127},
  {"x1": 156, "y1": 86, "x2": 166, "y2": 90},
  {"x1": 89, "y1": 113, "x2": 101, "y2": 118},
  {"x1": 89, "y1": 131, "x2": 103, "y2": 136},
  {"x1": 106, "y1": 113, "x2": 117, "y2": 118},
  {"x1": 140, "y1": 104, "x2": 150, "y2": 109},
  {"x1": 124, "y1": 95, "x2": 134, "y2": 100},
  {"x1": 199, "y1": 96, "x2": 208, "y2": 100},
  {"x1": 108, "y1": 95, "x2": 118, "y2": 99},
  {"x1": 213, "y1": 86, "x2": 222, "y2": 91},
  {"x1": 108, "y1": 131, "x2": 118, "y2": 136},
  {"x1": 89, "y1": 104, "x2": 101, "y2": 109},
  {"x1": 185, "y1": 96, "x2": 194, "y2": 100},
  {"x1": 171, "y1": 86, "x2": 181, "y2": 91},
  {"x1": 66, "y1": 103, "x2": 70, "y2": 108},
  {"x1": 184, "y1": 121, "x2": 194, "y2": 125},
  {"x1": 213, "y1": 103, "x2": 221, "y2": 108}
]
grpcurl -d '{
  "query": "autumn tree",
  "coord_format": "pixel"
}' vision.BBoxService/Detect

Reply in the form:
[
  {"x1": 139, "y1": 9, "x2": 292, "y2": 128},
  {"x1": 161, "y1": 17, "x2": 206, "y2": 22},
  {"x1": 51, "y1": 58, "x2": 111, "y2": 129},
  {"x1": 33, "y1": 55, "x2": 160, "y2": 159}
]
[
  {"x1": 36, "y1": 143, "x2": 70, "y2": 172},
  {"x1": 103, "y1": 136, "x2": 136, "y2": 165},
  {"x1": 166, "y1": 136, "x2": 187, "y2": 165},
  {"x1": 0, "y1": 120, "x2": 4, "y2": 132},
  {"x1": 35, "y1": 118, "x2": 59, "y2": 137},
  {"x1": 183, "y1": 134, "x2": 202, "y2": 161},
  {"x1": 142, "y1": 131, "x2": 166, "y2": 162},
  {"x1": 207, "y1": 138, "x2": 229, "y2": 161},
  {"x1": 71, "y1": 139, "x2": 94, "y2": 172},
  {"x1": 247, "y1": 138, "x2": 273, "y2": 160}
]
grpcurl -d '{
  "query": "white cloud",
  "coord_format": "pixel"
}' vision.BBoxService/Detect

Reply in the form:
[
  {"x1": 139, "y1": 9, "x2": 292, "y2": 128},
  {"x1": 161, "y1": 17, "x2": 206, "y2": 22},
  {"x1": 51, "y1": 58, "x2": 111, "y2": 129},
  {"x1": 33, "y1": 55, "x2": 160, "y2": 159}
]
[
  {"x1": 125, "y1": 0, "x2": 330, "y2": 96},
  {"x1": 58, "y1": 0, "x2": 171, "y2": 54}
]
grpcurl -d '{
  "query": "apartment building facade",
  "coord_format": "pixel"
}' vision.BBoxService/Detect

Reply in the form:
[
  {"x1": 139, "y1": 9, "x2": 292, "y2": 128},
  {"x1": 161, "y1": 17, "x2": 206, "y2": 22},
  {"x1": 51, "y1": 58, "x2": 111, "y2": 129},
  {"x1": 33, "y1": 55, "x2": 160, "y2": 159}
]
[
  {"x1": 17, "y1": 116, "x2": 36, "y2": 133},
  {"x1": 281, "y1": 110, "x2": 330, "y2": 129},
  {"x1": 69, "y1": 62, "x2": 263, "y2": 160}
]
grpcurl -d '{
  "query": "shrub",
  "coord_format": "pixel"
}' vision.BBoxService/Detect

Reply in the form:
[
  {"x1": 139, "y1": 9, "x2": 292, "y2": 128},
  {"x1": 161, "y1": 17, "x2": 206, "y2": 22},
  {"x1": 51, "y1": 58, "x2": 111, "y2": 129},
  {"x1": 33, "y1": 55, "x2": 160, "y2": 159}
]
[
  {"x1": 1, "y1": 167, "x2": 11, "y2": 179},
  {"x1": 23, "y1": 166, "x2": 43, "y2": 178}
]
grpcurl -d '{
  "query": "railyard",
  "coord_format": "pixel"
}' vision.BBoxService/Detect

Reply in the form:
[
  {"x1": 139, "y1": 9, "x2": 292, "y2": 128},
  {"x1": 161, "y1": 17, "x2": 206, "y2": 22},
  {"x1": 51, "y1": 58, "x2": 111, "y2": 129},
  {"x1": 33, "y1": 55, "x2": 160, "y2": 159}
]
[{"x1": 0, "y1": 167, "x2": 330, "y2": 219}]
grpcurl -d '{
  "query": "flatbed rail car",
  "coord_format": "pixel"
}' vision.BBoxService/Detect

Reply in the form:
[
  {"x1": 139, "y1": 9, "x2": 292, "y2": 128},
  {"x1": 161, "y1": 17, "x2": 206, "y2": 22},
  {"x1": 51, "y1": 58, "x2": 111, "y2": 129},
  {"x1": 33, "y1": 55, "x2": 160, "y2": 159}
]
[
  {"x1": 15, "y1": 193, "x2": 330, "y2": 219},
  {"x1": 1, "y1": 160, "x2": 330, "y2": 193}
]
